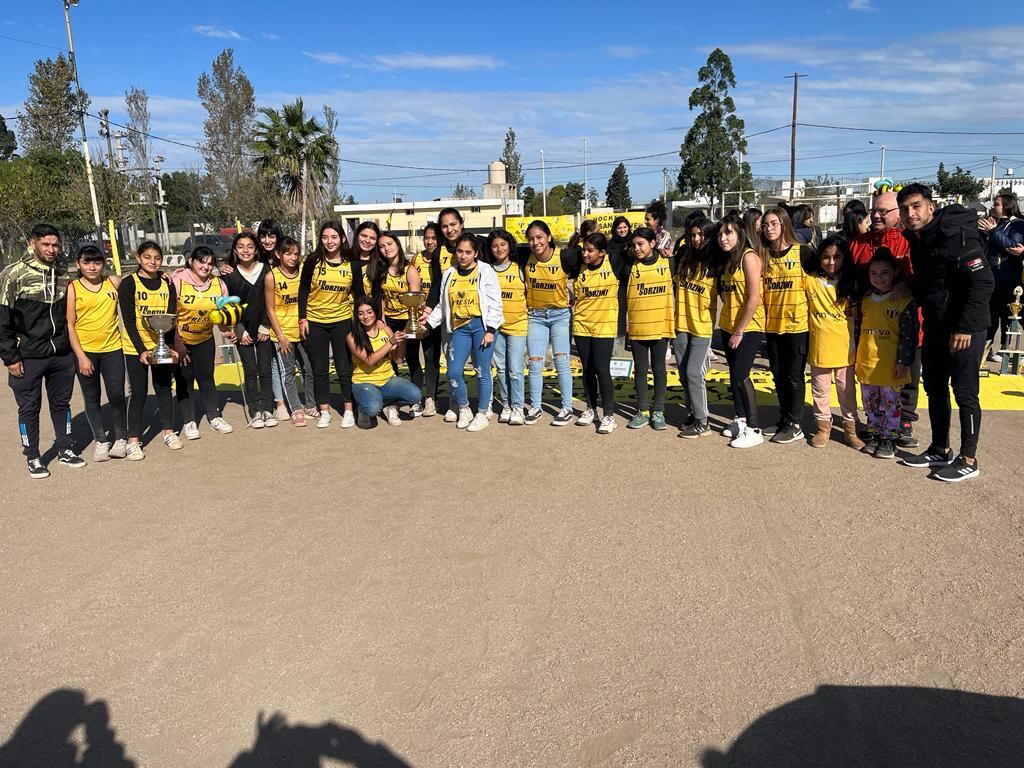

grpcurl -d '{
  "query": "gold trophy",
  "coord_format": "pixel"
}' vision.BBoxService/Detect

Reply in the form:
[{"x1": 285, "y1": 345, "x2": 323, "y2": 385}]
[
  {"x1": 399, "y1": 290, "x2": 427, "y2": 338},
  {"x1": 144, "y1": 313, "x2": 176, "y2": 364}
]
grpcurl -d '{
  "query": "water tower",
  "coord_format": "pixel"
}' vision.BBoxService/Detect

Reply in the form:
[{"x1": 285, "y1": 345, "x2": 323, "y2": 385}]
[{"x1": 483, "y1": 161, "x2": 515, "y2": 200}]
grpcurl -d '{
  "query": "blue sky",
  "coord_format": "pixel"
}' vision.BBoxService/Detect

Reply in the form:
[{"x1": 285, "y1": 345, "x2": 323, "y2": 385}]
[{"x1": 2, "y1": 0, "x2": 1023, "y2": 204}]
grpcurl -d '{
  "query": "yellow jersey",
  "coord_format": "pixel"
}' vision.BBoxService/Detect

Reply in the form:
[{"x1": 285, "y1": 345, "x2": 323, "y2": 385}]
[
  {"x1": 121, "y1": 274, "x2": 171, "y2": 354},
  {"x1": 674, "y1": 267, "x2": 717, "y2": 338},
  {"x1": 626, "y1": 257, "x2": 673, "y2": 341},
  {"x1": 495, "y1": 263, "x2": 527, "y2": 336},
  {"x1": 857, "y1": 292, "x2": 912, "y2": 389},
  {"x1": 440, "y1": 245, "x2": 458, "y2": 270},
  {"x1": 271, "y1": 267, "x2": 301, "y2": 343},
  {"x1": 448, "y1": 265, "x2": 481, "y2": 329},
  {"x1": 352, "y1": 329, "x2": 394, "y2": 386},
  {"x1": 572, "y1": 259, "x2": 619, "y2": 338},
  {"x1": 763, "y1": 244, "x2": 809, "y2": 334},
  {"x1": 73, "y1": 277, "x2": 120, "y2": 354},
  {"x1": 526, "y1": 249, "x2": 569, "y2": 309},
  {"x1": 410, "y1": 253, "x2": 433, "y2": 301},
  {"x1": 306, "y1": 259, "x2": 355, "y2": 324},
  {"x1": 177, "y1": 279, "x2": 223, "y2": 345},
  {"x1": 804, "y1": 275, "x2": 854, "y2": 369},
  {"x1": 718, "y1": 251, "x2": 766, "y2": 335}
]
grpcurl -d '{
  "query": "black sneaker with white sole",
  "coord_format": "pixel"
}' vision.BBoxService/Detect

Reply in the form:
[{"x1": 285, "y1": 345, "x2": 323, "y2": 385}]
[
  {"x1": 861, "y1": 435, "x2": 880, "y2": 454},
  {"x1": 57, "y1": 449, "x2": 86, "y2": 468},
  {"x1": 524, "y1": 407, "x2": 542, "y2": 425},
  {"x1": 27, "y1": 458, "x2": 49, "y2": 479},
  {"x1": 873, "y1": 439, "x2": 896, "y2": 459},
  {"x1": 770, "y1": 423, "x2": 803, "y2": 444},
  {"x1": 933, "y1": 455, "x2": 980, "y2": 482},
  {"x1": 896, "y1": 421, "x2": 919, "y2": 449},
  {"x1": 550, "y1": 409, "x2": 573, "y2": 427},
  {"x1": 901, "y1": 446, "x2": 954, "y2": 468},
  {"x1": 678, "y1": 420, "x2": 710, "y2": 439}
]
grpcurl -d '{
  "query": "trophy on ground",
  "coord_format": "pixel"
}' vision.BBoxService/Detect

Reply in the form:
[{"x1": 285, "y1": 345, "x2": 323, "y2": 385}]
[
  {"x1": 999, "y1": 286, "x2": 1023, "y2": 376},
  {"x1": 399, "y1": 291, "x2": 427, "y2": 338},
  {"x1": 144, "y1": 313, "x2": 176, "y2": 364}
]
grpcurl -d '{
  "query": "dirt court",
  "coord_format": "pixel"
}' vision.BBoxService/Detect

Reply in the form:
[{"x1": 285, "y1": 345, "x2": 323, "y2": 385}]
[{"x1": 0, "y1": 374, "x2": 1022, "y2": 767}]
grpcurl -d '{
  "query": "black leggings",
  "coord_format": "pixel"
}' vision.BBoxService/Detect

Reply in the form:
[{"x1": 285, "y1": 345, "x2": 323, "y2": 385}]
[
  {"x1": 236, "y1": 340, "x2": 274, "y2": 417},
  {"x1": 724, "y1": 331, "x2": 763, "y2": 428},
  {"x1": 765, "y1": 331, "x2": 808, "y2": 426},
  {"x1": 306, "y1": 319, "x2": 352, "y2": 406},
  {"x1": 420, "y1": 326, "x2": 442, "y2": 400},
  {"x1": 576, "y1": 335, "x2": 615, "y2": 412},
  {"x1": 125, "y1": 353, "x2": 175, "y2": 438},
  {"x1": 177, "y1": 336, "x2": 220, "y2": 424},
  {"x1": 77, "y1": 350, "x2": 127, "y2": 442},
  {"x1": 631, "y1": 338, "x2": 667, "y2": 412},
  {"x1": 922, "y1": 328, "x2": 985, "y2": 457},
  {"x1": 385, "y1": 316, "x2": 423, "y2": 387}
]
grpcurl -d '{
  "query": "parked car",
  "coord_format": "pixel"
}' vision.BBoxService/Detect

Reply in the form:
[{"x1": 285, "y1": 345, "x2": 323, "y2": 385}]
[{"x1": 182, "y1": 233, "x2": 234, "y2": 262}]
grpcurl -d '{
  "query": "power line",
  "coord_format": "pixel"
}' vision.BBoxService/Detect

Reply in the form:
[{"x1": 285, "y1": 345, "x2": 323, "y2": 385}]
[
  {"x1": 798, "y1": 122, "x2": 1024, "y2": 137},
  {"x1": 0, "y1": 32, "x2": 65, "y2": 51}
]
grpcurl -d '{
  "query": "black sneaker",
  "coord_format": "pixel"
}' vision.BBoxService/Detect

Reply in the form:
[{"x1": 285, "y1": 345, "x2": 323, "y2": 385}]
[
  {"x1": 550, "y1": 408, "x2": 573, "y2": 427},
  {"x1": 762, "y1": 422, "x2": 783, "y2": 437},
  {"x1": 902, "y1": 446, "x2": 954, "y2": 468},
  {"x1": 770, "y1": 423, "x2": 803, "y2": 444},
  {"x1": 933, "y1": 455, "x2": 980, "y2": 482},
  {"x1": 678, "y1": 420, "x2": 710, "y2": 439},
  {"x1": 356, "y1": 412, "x2": 377, "y2": 429},
  {"x1": 861, "y1": 435, "x2": 880, "y2": 454},
  {"x1": 57, "y1": 449, "x2": 86, "y2": 468},
  {"x1": 524, "y1": 407, "x2": 542, "y2": 425},
  {"x1": 897, "y1": 422, "x2": 919, "y2": 449},
  {"x1": 27, "y1": 458, "x2": 49, "y2": 479},
  {"x1": 874, "y1": 439, "x2": 896, "y2": 459}
]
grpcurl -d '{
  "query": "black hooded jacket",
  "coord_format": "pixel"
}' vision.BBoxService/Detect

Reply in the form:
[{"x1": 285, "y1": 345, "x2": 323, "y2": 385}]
[{"x1": 902, "y1": 205, "x2": 994, "y2": 334}]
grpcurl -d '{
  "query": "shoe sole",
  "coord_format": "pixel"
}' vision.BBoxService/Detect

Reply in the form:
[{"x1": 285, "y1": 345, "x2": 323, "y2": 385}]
[
  {"x1": 934, "y1": 468, "x2": 981, "y2": 482},
  {"x1": 551, "y1": 421, "x2": 571, "y2": 427},
  {"x1": 901, "y1": 458, "x2": 953, "y2": 468},
  {"x1": 874, "y1": 453, "x2": 895, "y2": 460},
  {"x1": 29, "y1": 472, "x2": 50, "y2": 479},
  {"x1": 58, "y1": 461, "x2": 87, "y2": 468},
  {"x1": 770, "y1": 434, "x2": 802, "y2": 444}
]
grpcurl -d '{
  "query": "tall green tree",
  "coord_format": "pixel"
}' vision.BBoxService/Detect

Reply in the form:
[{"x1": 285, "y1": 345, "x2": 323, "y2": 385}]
[
  {"x1": 320, "y1": 104, "x2": 342, "y2": 220},
  {"x1": 561, "y1": 181, "x2": 585, "y2": 214},
  {"x1": 936, "y1": 163, "x2": 986, "y2": 200},
  {"x1": 606, "y1": 163, "x2": 632, "y2": 210},
  {"x1": 0, "y1": 116, "x2": 16, "y2": 161},
  {"x1": 162, "y1": 170, "x2": 214, "y2": 229},
  {"x1": 501, "y1": 127, "x2": 524, "y2": 196},
  {"x1": 17, "y1": 55, "x2": 90, "y2": 153},
  {"x1": 124, "y1": 86, "x2": 158, "y2": 234},
  {"x1": 198, "y1": 49, "x2": 257, "y2": 220},
  {"x1": 677, "y1": 48, "x2": 751, "y2": 212},
  {"x1": 522, "y1": 185, "x2": 536, "y2": 215},
  {"x1": 451, "y1": 182, "x2": 478, "y2": 200},
  {"x1": 543, "y1": 184, "x2": 567, "y2": 216}
]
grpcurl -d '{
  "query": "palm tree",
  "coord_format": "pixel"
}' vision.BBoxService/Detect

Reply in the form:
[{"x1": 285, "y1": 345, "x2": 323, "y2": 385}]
[{"x1": 252, "y1": 98, "x2": 338, "y2": 251}]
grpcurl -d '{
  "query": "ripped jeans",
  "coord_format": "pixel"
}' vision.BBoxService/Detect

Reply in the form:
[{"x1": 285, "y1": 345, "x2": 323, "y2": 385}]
[
  {"x1": 527, "y1": 307, "x2": 572, "y2": 411},
  {"x1": 493, "y1": 331, "x2": 526, "y2": 409}
]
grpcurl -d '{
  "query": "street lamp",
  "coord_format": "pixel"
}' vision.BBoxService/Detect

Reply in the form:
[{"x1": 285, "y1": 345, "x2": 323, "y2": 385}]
[
  {"x1": 62, "y1": 0, "x2": 104, "y2": 246},
  {"x1": 868, "y1": 140, "x2": 886, "y2": 180}
]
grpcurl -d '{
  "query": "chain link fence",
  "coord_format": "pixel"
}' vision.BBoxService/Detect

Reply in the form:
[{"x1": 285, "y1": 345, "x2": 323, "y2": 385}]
[{"x1": 0, "y1": 219, "x2": 137, "y2": 274}]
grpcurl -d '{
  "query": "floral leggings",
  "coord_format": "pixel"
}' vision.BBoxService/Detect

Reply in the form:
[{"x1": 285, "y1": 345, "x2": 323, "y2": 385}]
[{"x1": 861, "y1": 384, "x2": 901, "y2": 439}]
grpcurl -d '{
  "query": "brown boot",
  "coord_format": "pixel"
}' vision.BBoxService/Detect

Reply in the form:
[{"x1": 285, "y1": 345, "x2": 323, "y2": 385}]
[
  {"x1": 811, "y1": 418, "x2": 831, "y2": 448},
  {"x1": 842, "y1": 418, "x2": 865, "y2": 450}
]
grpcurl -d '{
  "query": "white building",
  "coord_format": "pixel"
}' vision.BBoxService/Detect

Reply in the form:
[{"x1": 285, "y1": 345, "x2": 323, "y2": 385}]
[{"x1": 978, "y1": 171, "x2": 1024, "y2": 202}]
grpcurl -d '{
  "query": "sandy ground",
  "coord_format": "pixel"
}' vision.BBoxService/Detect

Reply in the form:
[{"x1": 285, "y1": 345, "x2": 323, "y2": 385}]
[{"x1": 0, "y1": 380, "x2": 1022, "y2": 767}]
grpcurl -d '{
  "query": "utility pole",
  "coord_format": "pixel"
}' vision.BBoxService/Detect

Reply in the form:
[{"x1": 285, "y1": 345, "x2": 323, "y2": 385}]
[
  {"x1": 991, "y1": 156, "x2": 998, "y2": 204},
  {"x1": 785, "y1": 73, "x2": 806, "y2": 201},
  {"x1": 583, "y1": 137, "x2": 588, "y2": 214},
  {"x1": 98, "y1": 109, "x2": 115, "y2": 173},
  {"x1": 63, "y1": 0, "x2": 104, "y2": 247},
  {"x1": 662, "y1": 168, "x2": 669, "y2": 203},
  {"x1": 153, "y1": 156, "x2": 169, "y2": 250},
  {"x1": 540, "y1": 150, "x2": 547, "y2": 217},
  {"x1": 114, "y1": 131, "x2": 136, "y2": 252}
]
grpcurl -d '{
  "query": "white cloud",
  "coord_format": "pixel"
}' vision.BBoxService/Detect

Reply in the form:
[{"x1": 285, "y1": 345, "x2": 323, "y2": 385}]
[
  {"x1": 303, "y1": 51, "x2": 348, "y2": 65},
  {"x1": 261, "y1": 32, "x2": 279, "y2": 41},
  {"x1": 192, "y1": 24, "x2": 246, "y2": 41},
  {"x1": 848, "y1": 0, "x2": 877, "y2": 10},
  {"x1": 367, "y1": 53, "x2": 503, "y2": 71},
  {"x1": 604, "y1": 46, "x2": 647, "y2": 60}
]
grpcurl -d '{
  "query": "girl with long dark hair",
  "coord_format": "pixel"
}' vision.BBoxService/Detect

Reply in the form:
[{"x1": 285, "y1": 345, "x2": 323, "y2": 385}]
[
  {"x1": 488, "y1": 228, "x2": 528, "y2": 425},
  {"x1": 410, "y1": 222, "x2": 443, "y2": 415}
]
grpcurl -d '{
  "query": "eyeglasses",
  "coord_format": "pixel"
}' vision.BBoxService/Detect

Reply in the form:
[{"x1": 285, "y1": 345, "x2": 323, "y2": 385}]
[{"x1": 871, "y1": 207, "x2": 897, "y2": 216}]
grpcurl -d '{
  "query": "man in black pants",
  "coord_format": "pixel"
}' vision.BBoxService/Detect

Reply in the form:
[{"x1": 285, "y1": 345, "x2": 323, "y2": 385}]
[
  {"x1": 0, "y1": 224, "x2": 86, "y2": 478},
  {"x1": 898, "y1": 184, "x2": 994, "y2": 482}
]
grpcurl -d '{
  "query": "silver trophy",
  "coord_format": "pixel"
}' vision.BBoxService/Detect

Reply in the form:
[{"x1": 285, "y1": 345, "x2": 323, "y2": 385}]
[{"x1": 144, "y1": 313, "x2": 176, "y2": 364}]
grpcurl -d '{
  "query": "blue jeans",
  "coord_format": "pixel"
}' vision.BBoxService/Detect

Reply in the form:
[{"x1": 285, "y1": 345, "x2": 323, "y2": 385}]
[
  {"x1": 527, "y1": 308, "x2": 572, "y2": 410},
  {"x1": 493, "y1": 332, "x2": 526, "y2": 408},
  {"x1": 273, "y1": 341, "x2": 315, "y2": 412},
  {"x1": 448, "y1": 316, "x2": 494, "y2": 411},
  {"x1": 352, "y1": 377, "x2": 423, "y2": 417}
]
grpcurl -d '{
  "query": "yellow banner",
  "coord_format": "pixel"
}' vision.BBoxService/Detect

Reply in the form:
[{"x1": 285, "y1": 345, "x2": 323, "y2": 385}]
[
  {"x1": 590, "y1": 211, "x2": 647, "y2": 234},
  {"x1": 503, "y1": 215, "x2": 577, "y2": 244}
]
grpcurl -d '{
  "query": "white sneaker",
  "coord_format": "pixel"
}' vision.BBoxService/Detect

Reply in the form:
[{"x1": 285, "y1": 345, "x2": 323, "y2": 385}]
[
  {"x1": 164, "y1": 432, "x2": 184, "y2": 450},
  {"x1": 263, "y1": 410, "x2": 278, "y2": 428},
  {"x1": 250, "y1": 413, "x2": 265, "y2": 429},
  {"x1": 316, "y1": 410, "x2": 332, "y2": 429},
  {"x1": 576, "y1": 409, "x2": 595, "y2": 426},
  {"x1": 597, "y1": 415, "x2": 616, "y2": 434},
  {"x1": 411, "y1": 403, "x2": 423, "y2": 418},
  {"x1": 109, "y1": 439, "x2": 128, "y2": 459},
  {"x1": 721, "y1": 419, "x2": 744, "y2": 439},
  {"x1": 273, "y1": 404, "x2": 290, "y2": 422},
  {"x1": 126, "y1": 442, "x2": 145, "y2": 461},
  {"x1": 498, "y1": 406, "x2": 511, "y2": 423},
  {"x1": 456, "y1": 406, "x2": 473, "y2": 429},
  {"x1": 182, "y1": 421, "x2": 201, "y2": 440},
  {"x1": 340, "y1": 410, "x2": 356, "y2": 428},
  {"x1": 509, "y1": 406, "x2": 525, "y2": 426},
  {"x1": 422, "y1": 398, "x2": 436, "y2": 417},
  {"x1": 485, "y1": 407, "x2": 495, "y2": 420},
  {"x1": 466, "y1": 413, "x2": 489, "y2": 432},
  {"x1": 443, "y1": 409, "x2": 458, "y2": 423},
  {"x1": 383, "y1": 405, "x2": 401, "y2": 426},
  {"x1": 92, "y1": 441, "x2": 111, "y2": 462},
  {"x1": 729, "y1": 426, "x2": 764, "y2": 449},
  {"x1": 210, "y1": 417, "x2": 233, "y2": 434}
]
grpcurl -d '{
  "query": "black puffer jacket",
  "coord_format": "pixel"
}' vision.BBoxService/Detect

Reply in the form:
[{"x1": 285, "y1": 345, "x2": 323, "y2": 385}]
[
  {"x1": 0, "y1": 255, "x2": 70, "y2": 364},
  {"x1": 903, "y1": 205, "x2": 994, "y2": 334}
]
